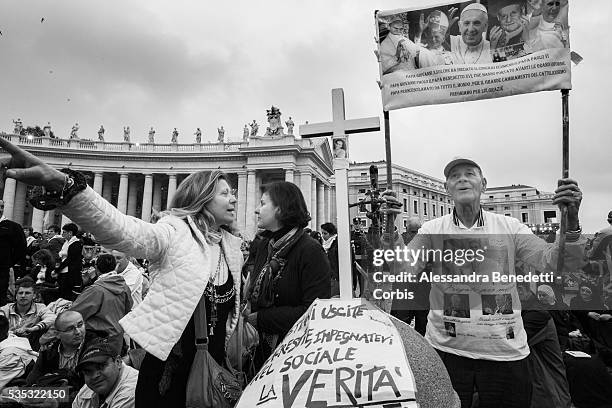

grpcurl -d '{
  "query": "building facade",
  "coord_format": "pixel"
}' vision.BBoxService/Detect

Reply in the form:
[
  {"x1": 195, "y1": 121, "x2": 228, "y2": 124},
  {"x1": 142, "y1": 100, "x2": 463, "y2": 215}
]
[
  {"x1": 0, "y1": 132, "x2": 335, "y2": 238},
  {"x1": 480, "y1": 184, "x2": 559, "y2": 233},
  {"x1": 347, "y1": 161, "x2": 452, "y2": 232}
]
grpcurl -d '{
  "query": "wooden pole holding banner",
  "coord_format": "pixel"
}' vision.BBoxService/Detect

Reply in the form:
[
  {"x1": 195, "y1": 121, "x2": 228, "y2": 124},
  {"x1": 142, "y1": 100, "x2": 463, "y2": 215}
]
[
  {"x1": 384, "y1": 111, "x2": 393, "y2": 189},
  {"x1": 556, "y1": 89, "x2": 570, "y2": 282}
]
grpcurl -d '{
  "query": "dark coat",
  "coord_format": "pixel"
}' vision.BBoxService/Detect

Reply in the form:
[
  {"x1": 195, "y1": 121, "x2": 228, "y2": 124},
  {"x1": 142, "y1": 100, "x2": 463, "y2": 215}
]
[
  {"x1": 251, "y1": 232, "x2": 331, "y2": 339},
  {"x1": 0, "y1": 219, "x2": 27, "y2": 270}
]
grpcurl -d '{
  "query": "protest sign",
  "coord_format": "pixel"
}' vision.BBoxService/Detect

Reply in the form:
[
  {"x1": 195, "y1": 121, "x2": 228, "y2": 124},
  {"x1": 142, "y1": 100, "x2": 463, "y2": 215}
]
[
  {"x1": 236, "y1": 298, "x2": 418, "y2": 408},
  {"x1": 376, "y1": 0, "x2": 571, "y2": 109}
]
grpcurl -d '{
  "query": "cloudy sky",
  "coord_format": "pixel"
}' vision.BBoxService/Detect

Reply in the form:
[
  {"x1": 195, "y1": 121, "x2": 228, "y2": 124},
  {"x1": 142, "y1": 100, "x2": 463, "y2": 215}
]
[{"x1": 0, "y1": 0, "x2": 609, "y2": 232}]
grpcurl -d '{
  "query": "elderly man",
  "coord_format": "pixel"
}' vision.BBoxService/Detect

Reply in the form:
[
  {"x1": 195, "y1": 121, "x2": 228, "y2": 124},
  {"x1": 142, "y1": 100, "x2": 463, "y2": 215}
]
[
  {"x1": 450, "y1": 3, "x2": 492, "y2": 64},
  {"x1": 26, "y1": 310, "x2": 89, "y2": 392},
  {"x1": 527, "y1": 0, "x2": 568, "y2": 51},
  {"x1": 384, "y1": 157, "x2": 586, "y2": 407},
  {"x1": 489, "y1": 0, "x2": 530, "y2": 58},
  {"x1": 0, "y1": 199, "x2": 27, "y2": 306},
  {"x1": 72, "y1": 339, "x2": 138, "y2": 408},
  {"x1": 379, "y1": 15, "x2": 436, "y2": 74},
  {"x1": 112, "y1": 251, "x2": 142, "y2": 309}
]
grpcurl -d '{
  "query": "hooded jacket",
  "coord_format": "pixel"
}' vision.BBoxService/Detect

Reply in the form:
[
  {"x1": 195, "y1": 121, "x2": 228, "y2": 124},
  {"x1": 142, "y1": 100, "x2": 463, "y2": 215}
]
[{"x1": 70, "y1": 273, "x2": 132, "y2": 353}]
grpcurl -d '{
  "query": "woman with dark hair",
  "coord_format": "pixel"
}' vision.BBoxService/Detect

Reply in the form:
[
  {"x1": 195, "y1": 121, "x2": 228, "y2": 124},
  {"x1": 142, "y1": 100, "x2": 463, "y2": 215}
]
[
  {"x1": 246, "y1": 181, "x2": 331, "y2": 367},
  {"x1": 0, "y1": 137, "x2": 243, "y2": 408}
]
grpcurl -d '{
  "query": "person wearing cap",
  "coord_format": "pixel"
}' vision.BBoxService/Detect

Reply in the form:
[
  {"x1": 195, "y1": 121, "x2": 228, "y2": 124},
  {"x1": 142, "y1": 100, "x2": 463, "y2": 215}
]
[
  {"x1": 381, "y1": 157, "x2": 586, "y2": 407},
  {"x1": 72, "y1": 339, "x2": 138, "y2": 408},
  {"x1": 449, "y1": 3, "x2": 492, "y2": 64}
]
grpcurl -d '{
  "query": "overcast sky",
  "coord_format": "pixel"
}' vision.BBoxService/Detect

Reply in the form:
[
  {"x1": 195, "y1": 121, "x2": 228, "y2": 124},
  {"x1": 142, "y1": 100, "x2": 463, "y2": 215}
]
[{"x1": 0, "y1": 0, "x2": 609, "y2": 232}]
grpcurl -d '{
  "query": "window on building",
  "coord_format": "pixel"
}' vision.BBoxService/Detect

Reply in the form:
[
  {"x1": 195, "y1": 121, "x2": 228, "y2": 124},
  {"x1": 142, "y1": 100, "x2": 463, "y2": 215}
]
[
  {"x1": 402, "y1": 188, "x2": 407, "y2": 193},
  {"x1": 504, "y1": 206, "x2": 510, "y2": 210},
  {"x1": 488, "y1": 207, "x2": 495, "y2": 211},
  {"x1": 489, "y1": 195, "x2": 494, "y2": 199},
  {"x1": 522, "y1": 213, "x2": 528, "y2": 223},
  {"x1": 423, "y1": 203, "x2": 428, "y2": 215},
  {"x1": 414, "y1": 190, "x2": 418, "y2": 195},
  {"x1": 414, "y1": 201, "x2": 418, "y2": 214},
  {"x1": 440, "y1": 205, "x2": 444, "y2": 215},
  {"x1": 543, "y1": 210, "x2": 557, "y2": 223},
  {"x1": 403, "y1": 219, "x2": 407, "y2": 228},
  {"x1": 521, "y1": 193, "x2": 527, "y2": 197},
  {"x1": 361, "y1": 172, "x2": 367, "y2": 177},
  {"x1": 448, "y1": 208, "x2": 452, "y2": 214},
  {"x1": 521, "y1": 205, "x2": 528, "y2": 209},
  {"x1": 505, "y1": 194, "x2": 510, "y2": 198},
  {"x1": 423, "y1": 193, "x2": 427, "y2": 198},
  {"x1": 403, "y1": 198, "x2": 408, "y2": 212},
  {"x1": 505, "y1": 213, "x2": 511, "y2": 217},
  {"x1": 433, "y1": 205, "x2": 436, "y2": 217},
  {"x1": 358, "y1": 189, "x2": 366, "y2": 193}
]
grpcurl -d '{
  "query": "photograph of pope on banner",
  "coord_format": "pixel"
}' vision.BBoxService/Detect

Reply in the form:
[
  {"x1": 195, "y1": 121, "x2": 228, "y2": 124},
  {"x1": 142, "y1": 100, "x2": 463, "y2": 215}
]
[{"x1": 376, "y1": 0, "x2": 571, "y2": 109}]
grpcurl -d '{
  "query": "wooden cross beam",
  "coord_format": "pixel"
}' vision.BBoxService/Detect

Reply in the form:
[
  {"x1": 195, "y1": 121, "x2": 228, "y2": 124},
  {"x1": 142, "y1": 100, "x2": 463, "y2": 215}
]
[
  {"x1": 298, "y1": 88, "x2": 380, "y2": 300},
  {"x1": 299, "y1": 89, "x2": 380, "y2": 140}
]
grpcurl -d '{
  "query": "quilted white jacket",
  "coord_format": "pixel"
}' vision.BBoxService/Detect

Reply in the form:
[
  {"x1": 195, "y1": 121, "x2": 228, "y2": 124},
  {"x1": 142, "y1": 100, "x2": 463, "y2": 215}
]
[{"x1": 63, "y1": 187, "x2": 243, "y2": 361}]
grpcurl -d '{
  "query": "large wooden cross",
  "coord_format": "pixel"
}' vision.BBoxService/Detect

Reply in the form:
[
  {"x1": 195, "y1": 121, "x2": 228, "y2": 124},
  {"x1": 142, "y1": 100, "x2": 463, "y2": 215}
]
[{"x1": 299, "y1": 88, "x2": 380, "y2": 299}]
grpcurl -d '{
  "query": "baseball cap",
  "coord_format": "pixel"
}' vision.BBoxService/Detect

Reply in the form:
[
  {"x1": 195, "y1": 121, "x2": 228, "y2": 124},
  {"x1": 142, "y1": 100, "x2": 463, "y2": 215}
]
[
  {"x1": 76, "y1": 340, "x2": 117, "y2": 371},
  {"x1": 443, "y1": 157, "x2": 482, "y2": 178}
]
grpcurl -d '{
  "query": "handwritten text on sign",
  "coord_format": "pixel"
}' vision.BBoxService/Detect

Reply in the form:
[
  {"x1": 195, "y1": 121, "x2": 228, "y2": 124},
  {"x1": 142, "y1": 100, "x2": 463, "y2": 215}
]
[{"x1": 236, "y1": 299, "x2": 418, "y2": 408}]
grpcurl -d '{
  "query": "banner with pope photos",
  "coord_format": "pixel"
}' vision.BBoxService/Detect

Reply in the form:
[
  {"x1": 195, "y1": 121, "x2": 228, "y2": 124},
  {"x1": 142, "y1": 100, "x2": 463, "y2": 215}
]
[
  {"x1": 236, "y1": 299, "x2": 418, "y2": 408},
  {"x1": 375, "y1": 0, "x2": 571, "y2": 109}
]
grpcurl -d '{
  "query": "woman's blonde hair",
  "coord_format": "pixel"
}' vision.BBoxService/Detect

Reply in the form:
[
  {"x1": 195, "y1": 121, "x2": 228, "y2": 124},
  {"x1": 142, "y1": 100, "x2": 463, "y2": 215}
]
[{"x1": 163, "y1": 170, "x2": 228, "y2": 245}]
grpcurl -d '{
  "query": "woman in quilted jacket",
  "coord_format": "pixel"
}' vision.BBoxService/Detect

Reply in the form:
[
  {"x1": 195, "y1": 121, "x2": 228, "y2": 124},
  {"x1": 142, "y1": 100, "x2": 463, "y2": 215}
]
[
  {"x1": 0, "y1": 137, "x2": 244, "y2": 407},
  {"x1": 245, "y1": 181, "x2": 331, "y2": 370}
]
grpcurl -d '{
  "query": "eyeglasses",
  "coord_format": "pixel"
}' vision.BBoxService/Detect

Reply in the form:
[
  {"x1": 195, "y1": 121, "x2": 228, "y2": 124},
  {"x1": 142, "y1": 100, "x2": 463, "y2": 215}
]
[{"x1": 57, "y1": 321, "x2": 85, "y2": 333}]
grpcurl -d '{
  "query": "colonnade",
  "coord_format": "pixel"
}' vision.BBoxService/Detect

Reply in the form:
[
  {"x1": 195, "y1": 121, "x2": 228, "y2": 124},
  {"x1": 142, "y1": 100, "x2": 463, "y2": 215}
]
[{"x1": 2, "y1": 168, "x2": 335, "y2": 236}]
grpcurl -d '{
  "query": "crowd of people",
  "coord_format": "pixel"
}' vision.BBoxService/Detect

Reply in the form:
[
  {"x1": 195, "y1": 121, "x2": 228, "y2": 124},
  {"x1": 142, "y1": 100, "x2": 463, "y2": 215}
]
[{"x1": 1, "y1": 134, "x2": 612, "y2": 408}]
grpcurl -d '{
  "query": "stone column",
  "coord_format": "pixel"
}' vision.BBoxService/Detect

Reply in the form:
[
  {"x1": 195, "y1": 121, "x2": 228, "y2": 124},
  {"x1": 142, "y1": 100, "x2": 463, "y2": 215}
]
[
  {"x1": 300, "y1": 172, "x2": 312, "y2": 227},
  {"x1": 284, "y1": 169, "x2": 294, "y2": 183},
  {"x1": 93, "y1": 172, "x2": 103, "y2": 195},
  {"x1": 317, "y1": 182, "x2": 325, "y2": 226},
  {"x1": 1, "y1": 178, "x2": 16, "y2": 221},
  {"x1": 311, "y1": 177, "x2": 317, "y2": 230},
  {"x1": 324, "y1": 185, "x2": 330, "y2": 224},
  {"x1": 118, "y1": 173, "x2": 129, "y2": 214},
  {"x1": 152, "y1": 176, "x2": 163, "y2": 214},
  {"x1": 127, "y1": 176, "x2": 139, "y2": 217},
  {"x1": 245, "y1": 170, "x2": 257, "y2": 235},
  {"x1": 141, "y1": 174, "x2": 153, "y2": 221},
  {"x1": 102, "y1": 177, "x2": 113, "y2": 203},
  {"x1": 237, "y1": 171, "x2": 248, "y2": 231},
  {"x1": 330, "y1": 186, "x2": 337, "y2": 224},
  {"x1": 31, "y1": 208, "x2": 45, "y2": 233},
  {"x1": 167, "y1": 175, "x2": 177, "y2": 208},
  {"x1": 13, "y1": 181, "x2": 27, "y2": 225}
]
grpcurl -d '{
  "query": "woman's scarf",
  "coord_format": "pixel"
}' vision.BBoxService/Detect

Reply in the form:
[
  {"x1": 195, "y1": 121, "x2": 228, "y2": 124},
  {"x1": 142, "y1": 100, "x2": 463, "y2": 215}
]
[
  {"x1": 322, "y1": 234, "x2": 337, "y2": 253},
  {"x1": 248, "y1": 227, "x2": 304, "y2": 309}
]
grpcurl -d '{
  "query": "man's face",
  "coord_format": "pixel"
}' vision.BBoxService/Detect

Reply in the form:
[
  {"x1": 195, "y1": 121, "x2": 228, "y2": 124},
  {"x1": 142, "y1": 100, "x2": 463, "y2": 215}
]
[
  {"x1": 388, "y1": 20, "x2": 404, "y2": 35},
  {"x1": 0, "y1": 200, "x2": 4, "y2": 217},
  {"x1": 541, "y1": 0, "x2": 561, "y2": 22},
  {"x1": 81, "y1": 357, "x2": 122, "y2": 398},
  {"x1": 459, "y1": 10, "x2": 488, "y2": 46},
  {"x1": 112, "y1": 251, "x2": 128, "y2": 273},
  {"x1": 61, "y1": 229, "x2": 72, "y2": 241},
  {"x1": 16, "y1": 287, "x2": 35, "y2": 308},
  {"x1": 82, "y1": 245, "x2": 97, "y2": 261},
  {"x1": 445, "y1": 164, "x2": 486, "y2": 206},
  {"x1": 517, "y1": 285, "x2": 530, "y2": 301},
  {"x1": 451, "y1": 295, "x2": 462, "y2": 308},
  {"x1": 56, "y1": 315, "x2": 85, "y2": 348},
  {"x1": 321, "y1": 230, "x2": 331, "y2": 241},
  {"x1": 495, "y1": 294, "x2": 506, "y2": 307},
  {"x1": 498, "y1": 4, "x2": 523, "y2": 32}
]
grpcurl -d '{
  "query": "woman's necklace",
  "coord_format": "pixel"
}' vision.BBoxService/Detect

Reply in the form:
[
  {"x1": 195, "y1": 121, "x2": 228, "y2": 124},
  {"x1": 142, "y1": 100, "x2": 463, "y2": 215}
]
[{"x1": 207, "y1": 246, "x2": 223, "y2": 336}]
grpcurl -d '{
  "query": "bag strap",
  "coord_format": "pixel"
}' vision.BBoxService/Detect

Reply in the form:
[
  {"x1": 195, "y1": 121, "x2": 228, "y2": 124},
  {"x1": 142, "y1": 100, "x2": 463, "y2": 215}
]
[{"x1": 194, "y1": 293, "x2": 209, "y2": 350}]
